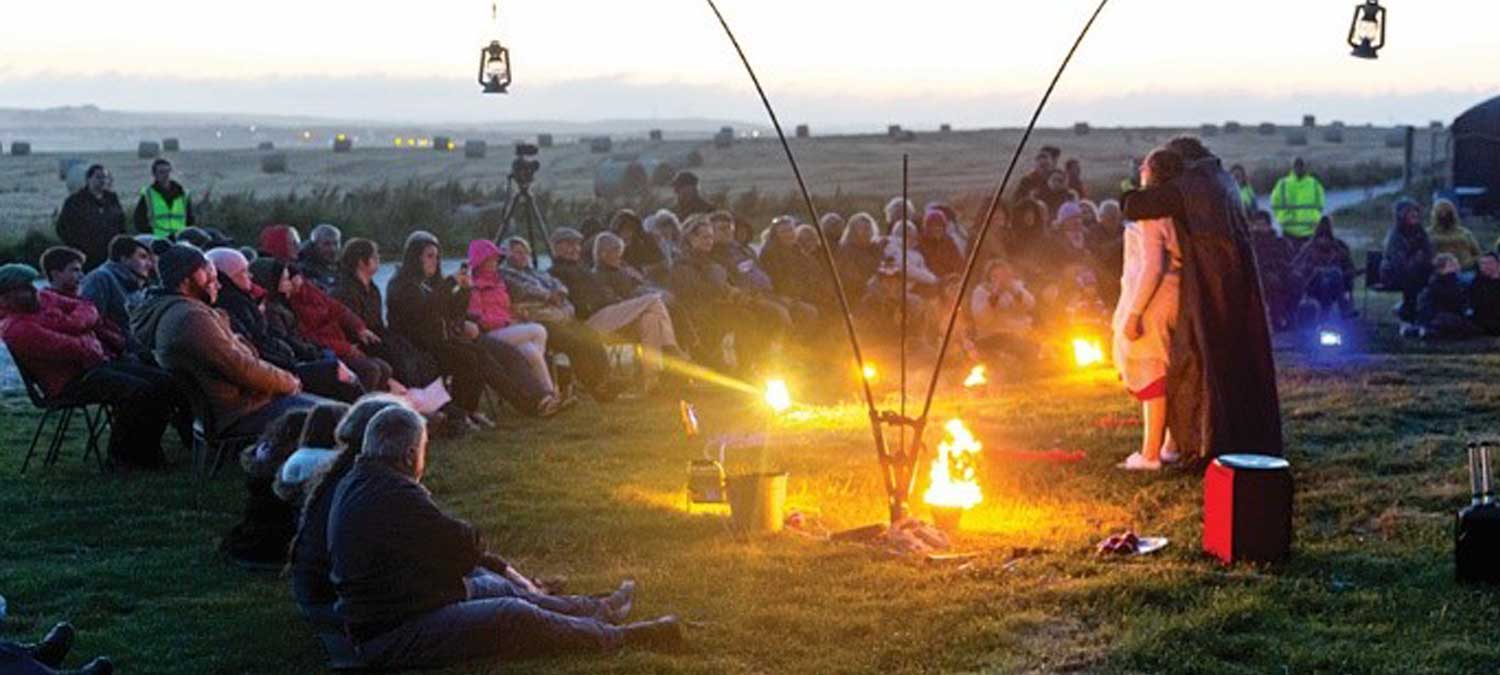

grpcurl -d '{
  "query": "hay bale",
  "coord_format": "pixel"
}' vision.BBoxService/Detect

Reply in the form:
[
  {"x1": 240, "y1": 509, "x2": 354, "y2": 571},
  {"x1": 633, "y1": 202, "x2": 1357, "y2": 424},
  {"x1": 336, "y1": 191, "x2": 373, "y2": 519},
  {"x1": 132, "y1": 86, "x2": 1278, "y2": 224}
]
[
  {"x1": 1384, "y1": 130, "x2": 1406, "y2": 148},
  {"x1": 649, "y1": 129, "x2": 664, "y2": 141},
  {"x1": 333, "y1": 135, "x2": 354, "y2": 153},
  {"x1": 1430, "y1": 120, "x2": 1444, "y2": 130},
  {"x1": 1302, "y1": 115, "x2": 1317, "y2": 128},
  {"x1": 537, "y1": 133, "x2": 554, "y2": 148},
  {"x1": 260, "y1": 152, "x2": 288, "y2": 174},
  {"x1": 590, "y1": 137, "x2": 613, "y2": 154},
  {"x1": 795, "y1": 124, "x2": 810, "y2": 138},
  {"x1": 1258, "y1": 122, "x2": 1277, "y2": 135},
  {"x1": 257, "y1": 141, "x2": 275, "y2": 151},
  {"x1": 57, "y1": 158, "x2": 87, "y2": 181},
  {"x1": 137, "y1": 141, "x2": 161, "y2": 159},
  {"x1": 672, "y1": 149, "x2": 704, "y2": 168},
  {"x1": 896, "y1": 130, "x2": 917, "y2": 143},
  {"x1": 7, "y1": 141, "x2": 30, "y2": 156},
  {"x1": 940, "y1": 123, "x2": 952, "y2": 133},
  {"x1": 1285, "y1": 130, "x2": 1309, "y2": 146},
  {"x1": 1224, "y1": 121, "x2": 1242, "y2": 134},
  {"x1": 464, "y1": 140, "x2": 487, "y2": 159},
  {"x1": 713, "y1": 129, "x2": 733, "y2": 149},
  {"x1": 887, "y1": 124, "x2": 903, "y2": 138},
  {"x1": 1200, "y1": 123, "x2": 1219, "y2": 137},
  {"x1": 1322, "y1": 122, "x2": 1345, "y2": 143},
  {"x1": 162, "y1": 137, "x2": 180, "y2": 152},
  {"x1": 1074, "y1": 122, "x2": 1091, "y2": 136},
  {"x1": 431, "y1": 136, "x2": 453, "y2": 152}
]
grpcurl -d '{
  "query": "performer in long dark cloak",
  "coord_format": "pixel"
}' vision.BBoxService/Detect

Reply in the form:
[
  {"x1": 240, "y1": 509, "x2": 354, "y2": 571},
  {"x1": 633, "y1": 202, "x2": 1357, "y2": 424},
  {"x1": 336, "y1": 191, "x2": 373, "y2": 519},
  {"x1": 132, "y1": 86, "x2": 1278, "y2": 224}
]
[{"x1": 1120, "y1": 137, "x2": 1284, "y2": 460}]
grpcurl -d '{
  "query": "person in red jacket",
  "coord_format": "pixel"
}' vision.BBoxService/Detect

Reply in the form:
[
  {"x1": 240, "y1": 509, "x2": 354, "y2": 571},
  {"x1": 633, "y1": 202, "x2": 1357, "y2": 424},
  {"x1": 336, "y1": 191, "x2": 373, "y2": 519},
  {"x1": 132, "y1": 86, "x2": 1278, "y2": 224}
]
[
  {"x1": 285, "y1": 266, "x2": 392, "y2": 392},
  {"x1": 0, "y1": 262, "x2": 179, "y2": 469}
]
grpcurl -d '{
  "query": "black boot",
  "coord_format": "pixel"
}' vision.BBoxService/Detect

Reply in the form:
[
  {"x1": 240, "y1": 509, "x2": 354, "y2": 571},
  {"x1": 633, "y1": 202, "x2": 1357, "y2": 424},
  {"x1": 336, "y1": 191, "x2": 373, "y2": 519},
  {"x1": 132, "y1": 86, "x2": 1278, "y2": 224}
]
[
  {"x1": 621, "y1": 615, "x2": 683, "y2": 651},
  {"x1": 23, "y1": 621, "x2": 75, "y2": 668}
]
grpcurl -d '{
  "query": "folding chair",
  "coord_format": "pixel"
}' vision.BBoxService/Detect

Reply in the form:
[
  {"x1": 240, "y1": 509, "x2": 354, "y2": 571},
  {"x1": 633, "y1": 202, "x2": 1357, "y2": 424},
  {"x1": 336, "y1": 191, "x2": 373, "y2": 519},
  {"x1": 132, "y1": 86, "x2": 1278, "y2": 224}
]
[
  {"x1": 170, "y1": 372, "x2": 259, "y2": 480},
  {"x1": 11, "y1": 357, "x2": 109, "y2": 473}
]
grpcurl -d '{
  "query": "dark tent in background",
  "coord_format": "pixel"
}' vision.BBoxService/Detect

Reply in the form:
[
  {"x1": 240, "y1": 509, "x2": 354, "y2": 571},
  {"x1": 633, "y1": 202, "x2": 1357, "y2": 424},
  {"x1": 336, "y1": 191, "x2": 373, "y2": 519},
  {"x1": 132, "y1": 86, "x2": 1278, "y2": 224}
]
[{"x1": 1451, "y1": 95, "x2": 1500, "y2": 217}]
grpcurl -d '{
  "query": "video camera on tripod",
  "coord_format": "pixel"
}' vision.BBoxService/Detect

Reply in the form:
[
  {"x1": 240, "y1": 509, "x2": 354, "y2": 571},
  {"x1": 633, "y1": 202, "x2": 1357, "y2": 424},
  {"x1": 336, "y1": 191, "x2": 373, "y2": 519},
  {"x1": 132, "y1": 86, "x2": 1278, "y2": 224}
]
[
  {"x1": 495, "y1": 142, "x2": 549, "y2": 263},
  {"x1": 511, "y1": 142, "x2": 541, "y2": 187}
]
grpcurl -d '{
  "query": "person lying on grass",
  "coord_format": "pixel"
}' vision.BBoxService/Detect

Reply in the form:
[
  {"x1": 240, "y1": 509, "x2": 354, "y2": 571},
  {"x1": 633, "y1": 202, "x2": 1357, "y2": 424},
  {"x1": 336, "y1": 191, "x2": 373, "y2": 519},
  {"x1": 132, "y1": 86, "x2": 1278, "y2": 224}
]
[{"x1": 309, "y1": 403, "x2": 681, "y2": 668}]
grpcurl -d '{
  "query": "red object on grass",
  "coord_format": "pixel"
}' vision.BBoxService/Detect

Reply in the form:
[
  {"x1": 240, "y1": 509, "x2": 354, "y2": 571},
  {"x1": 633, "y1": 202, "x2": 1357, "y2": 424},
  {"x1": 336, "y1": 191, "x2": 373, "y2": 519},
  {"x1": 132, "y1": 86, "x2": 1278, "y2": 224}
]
[{"x1": 1203, "y1": 454, "x2": 1294, "y2": 564}]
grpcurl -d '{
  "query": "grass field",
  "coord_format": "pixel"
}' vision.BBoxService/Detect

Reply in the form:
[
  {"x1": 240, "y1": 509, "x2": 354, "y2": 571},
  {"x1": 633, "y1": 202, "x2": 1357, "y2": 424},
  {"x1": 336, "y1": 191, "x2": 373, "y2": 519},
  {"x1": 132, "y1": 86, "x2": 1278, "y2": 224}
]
[
  {"x1": 3, "y1": 202, "x2": 1500, "y2": 674},
  {"x1": 0, "y1": 124, "x2": 1435, "y2": 239}
]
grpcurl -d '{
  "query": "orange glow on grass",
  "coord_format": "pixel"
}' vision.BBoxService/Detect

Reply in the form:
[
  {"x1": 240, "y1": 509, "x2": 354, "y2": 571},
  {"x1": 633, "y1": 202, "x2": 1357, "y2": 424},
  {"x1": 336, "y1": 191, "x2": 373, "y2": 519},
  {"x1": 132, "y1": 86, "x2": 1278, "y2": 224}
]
[
  {"x1": 922, "y1": 419, "x2": 983, "y2": 510},
  {"x1": 1072, "y1": 337, "x2": 1105, "y2": 369}
]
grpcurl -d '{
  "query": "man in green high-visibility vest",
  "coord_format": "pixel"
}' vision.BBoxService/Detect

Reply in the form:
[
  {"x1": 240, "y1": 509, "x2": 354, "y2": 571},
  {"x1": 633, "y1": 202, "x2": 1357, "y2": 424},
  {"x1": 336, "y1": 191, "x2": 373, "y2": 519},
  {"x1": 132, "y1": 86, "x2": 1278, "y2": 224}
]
[
  {"x1": 132, "y1": 158, "x2": 195, "y2": 239},
  {"x1": 1268, "y1": 157, "x2": 1324, "y2": 248}
]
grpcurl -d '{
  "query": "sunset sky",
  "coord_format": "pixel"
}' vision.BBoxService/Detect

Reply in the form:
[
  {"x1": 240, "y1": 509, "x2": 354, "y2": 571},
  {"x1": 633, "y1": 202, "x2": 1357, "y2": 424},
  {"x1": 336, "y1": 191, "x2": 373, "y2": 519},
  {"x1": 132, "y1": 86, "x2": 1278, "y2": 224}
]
[{"x1": 1, "y1": 0, "x2": 1495, "y2": 127}]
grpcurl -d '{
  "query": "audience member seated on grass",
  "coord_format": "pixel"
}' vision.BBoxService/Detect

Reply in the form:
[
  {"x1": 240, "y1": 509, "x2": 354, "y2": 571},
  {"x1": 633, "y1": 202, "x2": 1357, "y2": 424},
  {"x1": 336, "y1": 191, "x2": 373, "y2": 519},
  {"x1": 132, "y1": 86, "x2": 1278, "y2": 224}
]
[
  {"x1": 710, "y1": 212, "x2": 780, "y2": 299},
  {"x1": 1005, "y1": 198, "x2": 1050, "y2": 267},
  {"x1": 884, "y1": 196, "x2": 918, "y2": 232},
  {"x1": 549, "y1": 229, "x2": 682, "y2": 387},
  {"x1": 818, "y1": 212, "x2": 846, "y2": 248},
  {"x1": 332, "y1": 238, "x2": 437, "y2": 390},
  {"x1": 1470, "y1": 254, "x2": 1500, "y2": 336},
  {"x1": 1292, "y1": 216, "x2": 1358, "y2": 323},
  {"x1": 969, "y1": 259, "x2": 1039, "y2": 366},
  {"x1": 79, "y1": 235, "x2": 154, "y2": 356},
  {"x1": 298, "y1": 223, "x2": 341, "y2": 291},
  {"x1": 499, "y1": 237, "x2": 615, "y2": 399},
  {"x1": 917, "y1": 209, "x2": 966, "y2": 279},
  {"x1": 207, "y1": 248, "x2": 363, "y2": 403},
  {"x1": 1381, "y1": 198, "x2": 1435, "y2": 326},
  {"x1": 287, "y1": 395, "x2": 406, "y2": 631},
  {"x1": 221, "y1": 408, "x2": 313, "y2": 569},
  {"x1": 257, "y1": 224, "x2": 301, "y2": 263},
  {"x1": 0, "y1": 621, "x2": 112, "y2": 675},
  {"x1": 836, "y1": 212, "x2": 885, "y2": 295},
  {"x1": 389, "y1": 231, "x2": 560, "y2": 422},
  {"x1": 1414, "y1": 253, "x2": 1476, "y2": 340},
  {"x1": 645, "y1": 209, "x2": 684, "y2": 264},
  {"x1": 1088, "y1": 200, "x2": 1126, "y2": 307},
  {"x1": 1031, "y1": 170, "x2": 1079, "y2": 218},
  {"x1": 1042, "y1": 203, "x2": 1102, "y2": 282},
  {"x1": 1065, "y1": 158, "x2": 1089, "y2": 200},
  {"x1": 856, "y1": 260, "x2": 934, "y2": 358},
  {"x1": 795, "y1": 223, "x2": 822, "y2": 257},
  {"x1": 327, "y1": 406, "x2": 680, "y2": 669},
  {"x1": 37, "y1": 247, "x2": 127, "y2": 351},
  {"x1": 882, "y1": 221, "x2": 940, "y2": 295},
  {"x1": 759, "y1": 216, "x2": 834, "y2": 318},
  {"x1": 668, "y1": 217, "x2": 786, "y2": 374},
  {"x1": 671, "y1": 170, "x2": 716, "y2": 220},
  {"x1": 1012, "y1": 150, "x2": 1055, "y2": 205},
  {"x1": 132, "y1": 244, "x2": 320, "y2": 439},
  {"x1": 465, "y1": 238, "x2": 558, "y2": 399},
  {"x1": 612, "y1": 209, "x2": 668, "y2": 275},
  {"x1": 1428, "y1": 199, "x2": 1482, "y2": 270},
  {"x1": 284, "y1": 262, "x2": 393, "y2": 393},
  {"x1": 0, "y1": 263, "x2": 180, "y2": 470},
  {"x1": 1248, "y1": 209, "x2": 1300, "y2": 331}
]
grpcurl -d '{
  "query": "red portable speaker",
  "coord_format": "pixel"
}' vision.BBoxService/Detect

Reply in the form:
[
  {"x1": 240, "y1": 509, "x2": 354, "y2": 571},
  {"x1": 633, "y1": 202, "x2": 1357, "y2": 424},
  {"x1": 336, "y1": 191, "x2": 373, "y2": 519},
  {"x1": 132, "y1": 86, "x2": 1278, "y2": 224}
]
[{"x1": 1203, "y1": 454, "x2": 1294, "y2": 564}]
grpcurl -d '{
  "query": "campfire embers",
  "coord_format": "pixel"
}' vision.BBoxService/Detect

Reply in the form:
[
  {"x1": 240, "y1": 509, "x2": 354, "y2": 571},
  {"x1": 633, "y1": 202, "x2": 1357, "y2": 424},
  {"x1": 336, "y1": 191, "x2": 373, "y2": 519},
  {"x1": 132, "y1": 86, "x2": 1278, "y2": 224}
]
[
  {"x1": 922, "y1": 419, "x2": 983, "y2": 532},
  {"x1": 1071, "y1": 337, "x2": 1105, "y2": 369},
  {"x1": 962, "y1": 365, "x2": 988, "y2": 389}
]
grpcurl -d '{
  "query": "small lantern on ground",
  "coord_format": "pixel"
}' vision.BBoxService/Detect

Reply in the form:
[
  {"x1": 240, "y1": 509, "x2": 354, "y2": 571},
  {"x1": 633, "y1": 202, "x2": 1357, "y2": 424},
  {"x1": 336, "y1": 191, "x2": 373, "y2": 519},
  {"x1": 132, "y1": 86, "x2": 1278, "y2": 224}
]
[{"x1": 1347, "y1": 0, "x2": 1386, "y2": 60}]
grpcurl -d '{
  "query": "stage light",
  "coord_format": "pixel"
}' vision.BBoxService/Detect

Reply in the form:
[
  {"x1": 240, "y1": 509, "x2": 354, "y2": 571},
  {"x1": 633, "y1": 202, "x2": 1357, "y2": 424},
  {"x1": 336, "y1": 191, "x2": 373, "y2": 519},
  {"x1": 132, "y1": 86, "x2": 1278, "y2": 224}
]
[
  {"x1": 764, "y1": 379, "x2": 792, "y2": 413},
  {"x1": 1319, "y1": 330, "x2": 1344, "y2": 348},
  {"x1": 1072, "y1": 337, "x2": 1105, "y2": 368},
  {"x1": 1348, "y1": 0, "x2": 1386, "y2": 60},
  {"x1": 861, "y1": 364, "x2": 877, "y2": 382}
]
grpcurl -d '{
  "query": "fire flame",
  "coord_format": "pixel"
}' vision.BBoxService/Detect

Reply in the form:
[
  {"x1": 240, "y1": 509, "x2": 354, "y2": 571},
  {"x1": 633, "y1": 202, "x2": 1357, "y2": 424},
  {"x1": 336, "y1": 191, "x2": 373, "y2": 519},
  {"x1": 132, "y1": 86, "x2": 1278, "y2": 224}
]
[
  {"x1": 1072, "y1": 337, "x2": 1105, "y2": 368},
  {"x1": 861, "y1": 364, "x2": 878, "y2": 382},
  {"x1": 764, "y1": 379, "x2": 792, "y2": 413},
  {"x1": 923, "y1": 419, "x2": 983, "y2": 509},
  {"x1": 963, "y1": 365, "x2": 987, "y2": 388}
]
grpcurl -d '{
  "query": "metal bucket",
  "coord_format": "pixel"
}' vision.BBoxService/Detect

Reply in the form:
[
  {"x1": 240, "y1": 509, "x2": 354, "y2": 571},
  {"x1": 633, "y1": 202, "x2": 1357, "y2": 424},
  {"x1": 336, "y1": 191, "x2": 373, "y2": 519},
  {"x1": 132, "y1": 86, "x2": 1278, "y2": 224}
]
[{"x1": 726, "y1": 472, "x2": 787, "y2": 534}]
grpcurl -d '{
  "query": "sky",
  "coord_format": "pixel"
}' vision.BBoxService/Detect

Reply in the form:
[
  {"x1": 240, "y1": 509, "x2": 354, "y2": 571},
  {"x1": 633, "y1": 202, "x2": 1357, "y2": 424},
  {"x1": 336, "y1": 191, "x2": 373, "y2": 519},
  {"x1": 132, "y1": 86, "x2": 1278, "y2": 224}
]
[{"x1": 1, "y1": 0, "x2": 1496, "y2": 128}]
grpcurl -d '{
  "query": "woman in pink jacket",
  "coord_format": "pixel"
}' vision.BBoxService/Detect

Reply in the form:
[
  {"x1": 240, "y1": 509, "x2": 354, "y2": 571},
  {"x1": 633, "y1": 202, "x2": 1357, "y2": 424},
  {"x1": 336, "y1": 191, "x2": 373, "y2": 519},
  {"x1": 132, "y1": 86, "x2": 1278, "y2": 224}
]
[{"x1": 466, "y1": 239, "x2": 555, "y2": 395}]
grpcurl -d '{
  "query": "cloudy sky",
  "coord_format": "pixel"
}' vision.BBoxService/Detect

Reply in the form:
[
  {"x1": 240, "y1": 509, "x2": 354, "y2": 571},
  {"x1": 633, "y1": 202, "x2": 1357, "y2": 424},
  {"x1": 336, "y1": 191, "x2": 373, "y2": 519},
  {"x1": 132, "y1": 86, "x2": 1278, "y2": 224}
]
[{"x1": 1, "y1": 0, "x2": 1495, "y2": 128}]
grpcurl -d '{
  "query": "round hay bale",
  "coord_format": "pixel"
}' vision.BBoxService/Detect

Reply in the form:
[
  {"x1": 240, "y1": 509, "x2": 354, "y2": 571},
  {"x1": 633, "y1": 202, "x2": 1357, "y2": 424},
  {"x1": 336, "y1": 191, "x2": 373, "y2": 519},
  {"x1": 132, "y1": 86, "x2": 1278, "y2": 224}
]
[
  {"x1": 887, "y1": 124, "x2": 903, "y2": 138},
  {"x1": 261, "y1": 152, "x2": 289, "y2": 174},
  {"x1": 257, "y1": 141, "x2": 275, "y2": 151},
  {"x1": 713, "y1": 129, "x2": 733, "y2": 149},
  {"x1": 1285, "y1": 130, "x2": 1309, "y2": 146},
  {"x1": 1200, "y1": 123, "x2": 1219, "y2": 137},
  {"x1": 896, "y1": 130, "x2": 917, "y2": 142},
  {"x1": 537, "y1": 133, "x2": 554, "y2": 148},
  {"x1": 1258, "y1": 122, "x2": 1277, "y2": 135},
  {"x1": 333, "y1": 135, "x2": 354, "y2": 153},
  {"x1": 1429, "y1": 120, "x2": 1444, "y2": 130},
  {"x1": 64, "y1": 162, "x2": 92, "y2": 192},
  {"x1": 464, "y1": 140, "x2": 487, "y2": 159},
  {"x1": 590, "y1": 137, "x2": 614, "y2": 154},
  {"x1": 795, "y1": 124, "x2": 810, "y2": 138},
  {"x1": 432, "y1": 136, "x2": 453, "y2": 152},
  {"x1": 1224, "y1": 121, "x2": 1242, "y2": 134},
  {"x1": 1302, "y1": 115, "x2": 1317, "y2": 128},
  {"x1": 10, "y1": 142, "x2": 32, "y2": 156},
  {"x1": 1322, "y1": 122, "x2": 1345, "y2": 144},
  {"x1": 1074, "y1": 122, "x2": 1091, "y2": 136},
  {"x1": 940, "y1": 123, "x2": 952, "y2": 133},
  {"x1": 162, "y1": 138, "x2": 180, "y2": 152},
  {"x1": 138, "y1": 141, "x2": 161, "y2": 159},
  {"x1": 649, "y1": 129, "x2": 664, "y2": 141},
  {"x1": 57, "y1": 158, "x2": 87, "y2": 181},
  {"x1": 593, "y1": 158, "x2": 648, "y2": 199}
]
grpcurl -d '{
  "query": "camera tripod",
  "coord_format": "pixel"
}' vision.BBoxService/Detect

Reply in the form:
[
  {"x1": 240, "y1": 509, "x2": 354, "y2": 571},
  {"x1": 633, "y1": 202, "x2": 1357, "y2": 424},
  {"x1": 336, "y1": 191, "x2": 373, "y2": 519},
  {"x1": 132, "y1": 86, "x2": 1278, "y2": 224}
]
[{"x1": 493, "y1": 176, "x2": 551, "y2": 267}]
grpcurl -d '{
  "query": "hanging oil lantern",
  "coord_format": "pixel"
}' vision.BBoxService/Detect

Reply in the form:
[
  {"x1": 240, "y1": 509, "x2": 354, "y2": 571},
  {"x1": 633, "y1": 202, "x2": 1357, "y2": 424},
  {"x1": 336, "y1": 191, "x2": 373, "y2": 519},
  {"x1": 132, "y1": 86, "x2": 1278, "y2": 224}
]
[
  {"x1": 1347, "y1": 0, "x2": 1386, "y2": 60},
  {"x1": 479, "y1": 1, "x2": 512, "y2": 93}
]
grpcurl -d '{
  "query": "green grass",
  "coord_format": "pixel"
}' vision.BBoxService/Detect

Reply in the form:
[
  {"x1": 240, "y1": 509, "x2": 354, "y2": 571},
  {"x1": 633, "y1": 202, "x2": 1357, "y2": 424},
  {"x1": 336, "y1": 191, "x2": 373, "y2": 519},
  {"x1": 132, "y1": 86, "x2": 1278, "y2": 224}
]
[{"x1": 3, "y1": 204, "x2": 1500, "y2": 674}]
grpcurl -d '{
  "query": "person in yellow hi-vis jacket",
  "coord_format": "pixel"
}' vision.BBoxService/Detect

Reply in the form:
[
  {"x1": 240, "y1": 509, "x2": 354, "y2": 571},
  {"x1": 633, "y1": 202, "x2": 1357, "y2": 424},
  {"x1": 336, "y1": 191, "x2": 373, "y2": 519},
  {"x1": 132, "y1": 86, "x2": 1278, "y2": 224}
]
[
  {"x1": 133, "y1": 158, "x2": 195, "y2": 239},
  {"x1": 1269, "y1": 157, "x2": 1324, "y2": 248}
]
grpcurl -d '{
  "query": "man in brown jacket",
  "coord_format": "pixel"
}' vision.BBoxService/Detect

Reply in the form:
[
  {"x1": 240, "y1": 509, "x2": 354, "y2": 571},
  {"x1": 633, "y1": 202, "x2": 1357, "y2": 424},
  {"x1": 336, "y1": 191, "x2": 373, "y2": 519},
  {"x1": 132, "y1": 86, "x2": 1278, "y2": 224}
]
[{"x1": 132, "y1": 244, "x2": 319, "y2": 437}]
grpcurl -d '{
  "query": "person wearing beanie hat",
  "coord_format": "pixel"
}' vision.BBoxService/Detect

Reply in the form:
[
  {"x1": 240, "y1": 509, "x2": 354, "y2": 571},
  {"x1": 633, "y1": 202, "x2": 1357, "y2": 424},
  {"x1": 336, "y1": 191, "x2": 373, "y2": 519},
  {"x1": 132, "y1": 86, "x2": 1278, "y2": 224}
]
[
  {"x1": 1380, "y1": 197, "x2": 1435, "y2": 326},
  {"x1": 1, "y1": 262, "x2": 185, "y2": 469},
  {"x1": 132, "y1": 245, "x2": 316, "y2": 440},
  {"x1": 671, "y1": 170, "x2": 716, "y2": 219}
]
